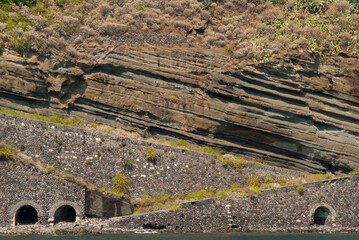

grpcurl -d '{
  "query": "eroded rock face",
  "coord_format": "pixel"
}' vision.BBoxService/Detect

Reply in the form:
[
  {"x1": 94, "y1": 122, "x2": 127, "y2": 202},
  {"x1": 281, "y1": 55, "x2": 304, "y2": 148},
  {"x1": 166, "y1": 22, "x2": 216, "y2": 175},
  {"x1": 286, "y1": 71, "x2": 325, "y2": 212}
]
[{"x1": 0, "y1": 44, "x2": 358, "y2": 173}]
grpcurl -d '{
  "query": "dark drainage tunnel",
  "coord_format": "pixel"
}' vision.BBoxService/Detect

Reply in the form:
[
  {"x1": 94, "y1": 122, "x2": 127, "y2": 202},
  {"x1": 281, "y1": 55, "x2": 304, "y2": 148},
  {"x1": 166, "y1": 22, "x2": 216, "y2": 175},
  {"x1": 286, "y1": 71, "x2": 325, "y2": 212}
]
[
  {"x1": 16, "y1": 205, "x2": 38, "y2": 225},
  {"x1": 313, "y1": 206, "x2": 330, "y2": 225},
  {"x1": 54, "y1": 205, "x2": 76, "y2": 224}
]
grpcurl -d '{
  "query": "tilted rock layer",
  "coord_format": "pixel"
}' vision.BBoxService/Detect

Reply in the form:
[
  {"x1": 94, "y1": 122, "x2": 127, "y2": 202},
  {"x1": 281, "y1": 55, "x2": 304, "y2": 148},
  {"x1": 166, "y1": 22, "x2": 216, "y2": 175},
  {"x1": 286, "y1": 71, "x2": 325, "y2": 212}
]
[{"x1": 0, "y1": 42, "x2": 358, "y2": 173}]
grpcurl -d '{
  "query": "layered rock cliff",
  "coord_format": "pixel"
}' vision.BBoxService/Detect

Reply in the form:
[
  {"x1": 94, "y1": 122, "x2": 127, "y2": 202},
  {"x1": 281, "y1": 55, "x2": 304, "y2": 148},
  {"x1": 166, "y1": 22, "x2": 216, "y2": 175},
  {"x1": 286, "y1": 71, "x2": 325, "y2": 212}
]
[{"x1": 0, "y1": 41, "x2": 358, "y2": 173}]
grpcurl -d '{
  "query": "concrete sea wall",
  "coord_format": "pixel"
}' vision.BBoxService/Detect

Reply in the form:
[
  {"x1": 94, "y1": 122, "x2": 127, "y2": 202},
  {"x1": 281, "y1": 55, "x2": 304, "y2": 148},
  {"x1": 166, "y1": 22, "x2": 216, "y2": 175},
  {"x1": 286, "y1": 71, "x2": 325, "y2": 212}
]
[
  {"x1": 0, "y1": 159, "x2": 85, "y2": 227},
  {"x1": 109, "y1": 176, "x2": 359, "y2": 233}
]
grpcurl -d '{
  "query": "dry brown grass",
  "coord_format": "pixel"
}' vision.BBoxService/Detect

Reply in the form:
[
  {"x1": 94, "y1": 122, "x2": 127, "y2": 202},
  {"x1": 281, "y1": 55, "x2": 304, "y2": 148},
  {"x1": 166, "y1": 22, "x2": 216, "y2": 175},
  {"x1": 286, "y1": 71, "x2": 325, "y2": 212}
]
[{"x1": 0, "y1": 0, "x2": 358, "y2": 64}]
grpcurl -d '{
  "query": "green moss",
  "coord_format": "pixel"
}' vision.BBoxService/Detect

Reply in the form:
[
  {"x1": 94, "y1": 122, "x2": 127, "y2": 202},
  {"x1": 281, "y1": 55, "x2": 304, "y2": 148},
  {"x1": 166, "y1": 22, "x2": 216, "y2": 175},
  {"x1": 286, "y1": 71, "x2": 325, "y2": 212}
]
[{"x1": 349, "y1": 170, "x2": 359, "y2": 175}]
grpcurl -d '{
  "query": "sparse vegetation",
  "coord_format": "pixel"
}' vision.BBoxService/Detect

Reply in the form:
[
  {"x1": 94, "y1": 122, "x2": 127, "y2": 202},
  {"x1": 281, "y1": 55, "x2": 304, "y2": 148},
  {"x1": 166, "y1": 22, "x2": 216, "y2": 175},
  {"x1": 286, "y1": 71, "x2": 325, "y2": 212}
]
[
  {"x1": 0, "y1": 0, "x2": 357, "y2": 59},
  {"x1": 145, "y1": 146, "x2": 158, "y2": 162},
  {"x1": 349, "y1": 170, "x2": 359, "y2": 175},
  {"x1": 112, "y1": 174, "x2": 132, "y2": 196},
  {"x1": 221, "y1": 156, "x2": 246, "y2": 172},
  {"x1": 247, "y1": 176, "x2": 261, "y2": 188},
  {"x1": 0, "y1": 143, "x2": 17, "y2": 160},
  {"x1": 296, "y1": 185, "x2": 305, "y2": 195},
  {"x1": 123, "y1": 161, "x2": 133, "y2": 170}
]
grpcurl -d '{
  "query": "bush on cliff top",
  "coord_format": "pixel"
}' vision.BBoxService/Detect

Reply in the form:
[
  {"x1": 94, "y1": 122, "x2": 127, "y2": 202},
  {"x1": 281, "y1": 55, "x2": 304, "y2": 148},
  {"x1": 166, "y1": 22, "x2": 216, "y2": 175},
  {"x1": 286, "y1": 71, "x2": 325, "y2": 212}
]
[{"x1": 0, "y1": 0, "x2": 357, "y2": 59}]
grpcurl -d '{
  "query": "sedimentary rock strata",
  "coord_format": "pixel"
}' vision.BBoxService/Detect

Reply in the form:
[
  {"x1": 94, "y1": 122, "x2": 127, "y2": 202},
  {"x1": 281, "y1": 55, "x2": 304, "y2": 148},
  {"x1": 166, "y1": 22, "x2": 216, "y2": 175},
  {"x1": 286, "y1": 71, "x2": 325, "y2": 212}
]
[{"x1": 0, "y1": 43, "x2": 358, "y2": 173}]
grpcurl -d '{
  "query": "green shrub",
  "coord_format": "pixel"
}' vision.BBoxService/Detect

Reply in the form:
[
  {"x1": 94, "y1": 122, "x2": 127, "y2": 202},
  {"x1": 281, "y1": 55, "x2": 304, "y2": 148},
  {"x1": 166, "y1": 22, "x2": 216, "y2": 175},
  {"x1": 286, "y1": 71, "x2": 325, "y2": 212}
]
[
  {"x1": 112, "y1": 174, "x2": 132, "y2": 196},
  {"x1": 123, "y1": 161, "x2": 133, "y2": 170},
  {"x1": 175, "y1": 140, "x2": 189, "y2": 147},
  {"x1": 0, "y1": 143, "x2": 17, "y2": 160},
  {"x1": 204, "y1": 146, "x2": 214, "y2": 154},
  {"x1": 1, "y1": 0, "x2": 37, "y2": 6},
  {"x1": 45, "y1": 165, "x2": 55, "y2": 174},
  {"x1": 247, "y1": 176, "x2": 261, "y2": 188},
  {"x1": 145, "y1": 146, "x2": 158, "y2": 162},
  {"x1": 264, "y1": 176, "x2": 274, "y2": 184},
  {"x1": 296, "y1": 185, "x2": 305, "y2": 196},
  {"x1": 9, "y1": 35, "x2": 30, "y2": 56},
  {"x1": 276, "y1": 177, "x2": 287, "y2": 186},
  {"x1": 221, "y1": 158, "x2": 246, "y2": 172}
]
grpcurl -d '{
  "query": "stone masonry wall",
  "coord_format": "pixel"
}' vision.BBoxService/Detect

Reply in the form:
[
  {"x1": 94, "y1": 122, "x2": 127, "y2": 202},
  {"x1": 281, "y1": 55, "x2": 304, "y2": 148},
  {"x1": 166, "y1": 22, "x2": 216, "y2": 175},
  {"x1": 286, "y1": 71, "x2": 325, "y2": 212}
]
[
  {"x1": 0, "y1": 159, "x2": 85, "y2": 227},
  {"x1": 0, "y1": 113, "x2": 304, "y2": 198},
  {"x1": 107, "y1": 176, "x2": 359, "y2": 233}
]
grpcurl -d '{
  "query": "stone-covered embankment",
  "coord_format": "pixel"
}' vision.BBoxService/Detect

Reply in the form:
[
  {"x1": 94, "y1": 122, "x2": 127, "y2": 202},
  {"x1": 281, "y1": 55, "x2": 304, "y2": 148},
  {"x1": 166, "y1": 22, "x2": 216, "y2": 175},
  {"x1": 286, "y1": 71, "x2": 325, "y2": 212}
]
[
  {"x1": 0, "y1": 176, "x2": 358, "y2": 234},
  {"x1": 0, "y1": 112, "x2": 303, "y2": 197}
]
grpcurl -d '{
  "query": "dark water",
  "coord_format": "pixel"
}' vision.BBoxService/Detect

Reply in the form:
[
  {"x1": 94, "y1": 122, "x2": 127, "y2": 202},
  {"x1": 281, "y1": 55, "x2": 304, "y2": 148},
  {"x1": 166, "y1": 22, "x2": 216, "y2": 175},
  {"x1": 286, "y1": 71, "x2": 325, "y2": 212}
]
[{"x1": 1, "y1": 233, "x2": 358, "y2": 240}]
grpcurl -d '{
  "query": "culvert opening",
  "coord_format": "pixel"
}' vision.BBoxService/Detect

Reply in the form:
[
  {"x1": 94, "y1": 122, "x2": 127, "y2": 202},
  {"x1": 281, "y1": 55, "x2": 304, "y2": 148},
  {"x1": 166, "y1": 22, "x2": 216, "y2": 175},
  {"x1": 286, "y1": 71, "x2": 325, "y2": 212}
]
[
  {"x1": 54, "y1": 205, "x2": 76, "y2": 224},
  {"x1": 313, "y1": 206, "x2": 330, "y2": 225},
  {"x1": 16, "y1": 205, "x2": 38, "y2": 225}
]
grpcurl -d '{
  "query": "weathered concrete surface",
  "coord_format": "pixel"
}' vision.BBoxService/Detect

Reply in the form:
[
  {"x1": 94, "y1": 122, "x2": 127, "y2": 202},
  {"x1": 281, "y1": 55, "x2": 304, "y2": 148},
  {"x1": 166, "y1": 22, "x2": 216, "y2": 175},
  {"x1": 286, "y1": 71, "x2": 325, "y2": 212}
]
[
  {"x1": 85, "y1": 189, "x2": 133, "y2": 218},
  {"x1": 0, "y1": 44, "x2": 358, "y2": 173}
]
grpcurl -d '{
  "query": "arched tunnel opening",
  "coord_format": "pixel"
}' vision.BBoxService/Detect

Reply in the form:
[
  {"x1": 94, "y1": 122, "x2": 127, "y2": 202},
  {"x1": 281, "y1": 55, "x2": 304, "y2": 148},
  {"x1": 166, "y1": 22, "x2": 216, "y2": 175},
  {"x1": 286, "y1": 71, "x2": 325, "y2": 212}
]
[
  {"x1": 16, "y1": 205, "x2": 38, "y2": 225},
  {"x1": 313, "y1": 206, "x2": 330, "y2": 225},
  {"x1": 54, "y1": 205, "x2": 76, "y2": 224}
]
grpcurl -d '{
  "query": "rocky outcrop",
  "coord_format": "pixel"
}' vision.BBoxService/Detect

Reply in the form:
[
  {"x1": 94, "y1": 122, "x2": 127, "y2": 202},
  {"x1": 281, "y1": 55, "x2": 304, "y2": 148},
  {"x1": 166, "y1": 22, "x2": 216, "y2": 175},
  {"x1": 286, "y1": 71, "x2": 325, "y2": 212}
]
[{"x1": 0, "y1": 41, "x2": 358, "y2": 173}]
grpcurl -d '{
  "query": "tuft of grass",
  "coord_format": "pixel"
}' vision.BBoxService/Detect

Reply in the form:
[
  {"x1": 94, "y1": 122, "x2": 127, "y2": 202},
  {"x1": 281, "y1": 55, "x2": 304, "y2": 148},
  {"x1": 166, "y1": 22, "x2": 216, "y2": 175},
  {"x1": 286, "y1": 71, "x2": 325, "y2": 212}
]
[
  {"x1": 264, "y1": 176, "x2": 274, "y2": 184},
  {"x1": 112, "y1": 174, "x2": 132, "y2": 196},
  {"x1": 123, "y1": 161, "x2": 133, "y2": 170},
  {"x1": 204, "y1": 146, "x2": 214, "y2": 154},
  {"x1": 0, "y1": 143, "x2": 17, "y2": 160},
  {"x1": 175, "y1": 140, "x2": 189, "y2": 147},
  {"x1": 0, "y1": 109, "x2": 25, "y2": 116},
  {"x1": 186, "y1": 188, "x2": 215, "y2": 201},
  {"x1": 221, "y1": 157, "x2": 246, "y2": 173},
  {"x1": 276, "y1": 177, "x2": 287, "y2": 186},
  {"x1": 145, "y1": 146, "x2": 158, "y2": 162},
  {"x1": 349, "y1": 171, "x2": 359, "y2": 175},
  {"x1": 296, "y1": 185, "x2": 305, "y2": 196},
  {"x1": 247, "y1": 176, "x2": 261, "y2": 188}
]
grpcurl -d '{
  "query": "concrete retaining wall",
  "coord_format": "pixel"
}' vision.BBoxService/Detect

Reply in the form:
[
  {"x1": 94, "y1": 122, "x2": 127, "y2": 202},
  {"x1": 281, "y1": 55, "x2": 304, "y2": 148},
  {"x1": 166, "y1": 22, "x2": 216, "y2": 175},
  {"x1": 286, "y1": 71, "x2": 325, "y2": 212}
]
[
  {"x1": 108, "y1": 176, "x2": 359, "y2": 232},
  {"x1": 0, "y1": 159, "x2": 85, "y2": 227}
]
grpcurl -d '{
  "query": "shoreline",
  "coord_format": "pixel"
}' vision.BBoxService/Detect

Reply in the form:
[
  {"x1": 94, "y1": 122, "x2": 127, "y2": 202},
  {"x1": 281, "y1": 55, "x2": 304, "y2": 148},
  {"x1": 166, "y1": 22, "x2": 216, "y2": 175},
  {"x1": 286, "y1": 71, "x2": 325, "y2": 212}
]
[{"x1": 1, "y1": 218, "x2": 358, "y2": 236}]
